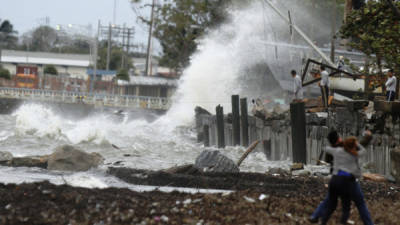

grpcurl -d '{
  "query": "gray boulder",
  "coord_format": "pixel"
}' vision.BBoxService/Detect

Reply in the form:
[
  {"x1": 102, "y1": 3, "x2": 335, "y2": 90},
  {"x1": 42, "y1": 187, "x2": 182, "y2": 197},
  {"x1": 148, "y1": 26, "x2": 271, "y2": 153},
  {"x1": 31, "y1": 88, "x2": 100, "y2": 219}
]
[
  {"x1": 194, "y1": 150, "x2": 239, "y2": 173},
  {"x1": 0, "y1": 151, "x2": 12, "y2": 162},
  {"x1": 47, "y1": 145, "x2": 104, "y2": 171},
  {"x1": 390, "y1": 148, "x2": 400, "y2": 183}
]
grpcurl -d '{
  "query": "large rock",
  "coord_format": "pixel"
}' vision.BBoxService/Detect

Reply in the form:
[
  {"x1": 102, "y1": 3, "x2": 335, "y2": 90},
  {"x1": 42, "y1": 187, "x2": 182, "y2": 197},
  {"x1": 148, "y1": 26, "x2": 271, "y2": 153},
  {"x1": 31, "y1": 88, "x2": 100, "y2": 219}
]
[
  {"x1": 8, "y1": 157, "x2": 47, "y2": 168},
  {"x1": 47, "y1": 145, "x2": 104, "y2": 171},
  {"x1": 0, "y1": 151, "x2": 13, "y2": 162},
  {"x1": 194, "y1": 150, "x2": 239, "y2": 173},
  {"x1": 390, "y1": 148, "x2": 400, "y2": 183}
]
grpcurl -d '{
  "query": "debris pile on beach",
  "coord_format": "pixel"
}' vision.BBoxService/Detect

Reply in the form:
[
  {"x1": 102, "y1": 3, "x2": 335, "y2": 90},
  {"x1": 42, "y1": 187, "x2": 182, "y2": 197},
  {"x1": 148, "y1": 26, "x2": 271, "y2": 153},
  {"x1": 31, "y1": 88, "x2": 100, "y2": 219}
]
[{"x1": 0, "y1": 172, "x2": 399, "y2": 225}]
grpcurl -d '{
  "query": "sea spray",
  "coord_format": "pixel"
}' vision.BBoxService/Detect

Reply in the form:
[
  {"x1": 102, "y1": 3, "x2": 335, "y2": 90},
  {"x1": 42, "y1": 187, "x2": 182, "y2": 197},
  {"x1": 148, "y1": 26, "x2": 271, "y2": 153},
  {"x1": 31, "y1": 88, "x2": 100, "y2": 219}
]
[{"x1": 14, "y1": 104, "x2": 63, "y2": 139}]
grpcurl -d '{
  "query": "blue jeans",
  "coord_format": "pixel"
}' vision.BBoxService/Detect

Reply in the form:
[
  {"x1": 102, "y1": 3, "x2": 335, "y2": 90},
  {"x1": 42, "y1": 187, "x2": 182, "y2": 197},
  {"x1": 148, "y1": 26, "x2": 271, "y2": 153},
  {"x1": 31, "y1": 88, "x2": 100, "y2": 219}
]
[
  {"x1": 311, "y1": 193, "x2": 350, "y2": 224},
  {"x1": 387, "y1": 91, "x2": 395, "y2": 101},
  {"x1": 321, "y1": 175, "x2": 373, "y2": 225}
]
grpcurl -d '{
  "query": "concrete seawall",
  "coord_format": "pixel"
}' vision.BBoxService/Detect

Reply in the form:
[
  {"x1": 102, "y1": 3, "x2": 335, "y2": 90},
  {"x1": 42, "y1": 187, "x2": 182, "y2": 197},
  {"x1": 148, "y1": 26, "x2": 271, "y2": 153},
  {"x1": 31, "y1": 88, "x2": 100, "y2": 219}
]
[{"x1": 196, "y1": 111, "x2": 394, "y2": 177}]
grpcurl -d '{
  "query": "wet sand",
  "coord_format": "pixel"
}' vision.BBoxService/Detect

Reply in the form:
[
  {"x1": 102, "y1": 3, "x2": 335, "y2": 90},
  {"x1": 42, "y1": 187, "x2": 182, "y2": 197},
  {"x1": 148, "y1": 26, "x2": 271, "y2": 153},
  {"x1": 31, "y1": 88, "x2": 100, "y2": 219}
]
[{"x1": 0, "y1": 171, "x2": 399, "y2": 225}]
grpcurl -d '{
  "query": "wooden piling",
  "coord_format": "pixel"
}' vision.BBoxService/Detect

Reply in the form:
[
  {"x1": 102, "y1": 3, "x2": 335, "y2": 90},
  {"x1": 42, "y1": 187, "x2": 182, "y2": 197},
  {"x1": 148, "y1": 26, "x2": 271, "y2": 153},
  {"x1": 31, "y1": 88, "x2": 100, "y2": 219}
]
[
  {"x1": 232, "y1": 95, "x2": 241, "y2": 146},
  {"x1": 290, "y1": 102, "x2": 307, "y2": 164},
  {"x1": 216, "y1": 105, "x2": 225, "y2": 148},
  {"x1": 240, "y1": 98, "x2": 249, "y2": 147},
  {"x1": 203, "y1": 125, "x2": 210, "y2": 147}
]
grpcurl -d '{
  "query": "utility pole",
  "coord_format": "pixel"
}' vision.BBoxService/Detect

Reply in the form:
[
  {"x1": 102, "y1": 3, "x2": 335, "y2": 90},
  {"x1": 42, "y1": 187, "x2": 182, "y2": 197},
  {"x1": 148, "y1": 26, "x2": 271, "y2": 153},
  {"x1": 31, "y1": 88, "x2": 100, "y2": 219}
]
[
  {"x1": 145, "y1": 0, "x2": 155, "y2": 76},
  {"x1": 331, "y1": 0, "x2": 337, "y2": 63},
  {"x1": 91, "y1": 20, "x2": 100, "y2": 93},
  {"x1": 121, "y1": 24, "x2": 126, "y2": 69},
  {"x1": 106, "y1": 23, "x2": 112, "y2": 71},
  {"x1": 113, "y1": 0, "x2": 117, "y2": 25},
  {"x1": 127, "y1": 28, "x2": 131, "y2": 58}
]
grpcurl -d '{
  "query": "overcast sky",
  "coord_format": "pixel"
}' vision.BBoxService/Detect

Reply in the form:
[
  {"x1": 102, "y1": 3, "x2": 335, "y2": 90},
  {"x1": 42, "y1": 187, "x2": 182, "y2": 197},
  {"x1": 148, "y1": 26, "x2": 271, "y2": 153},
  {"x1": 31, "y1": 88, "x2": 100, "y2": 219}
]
[{"x1": 1, "y1": 0, "x2": 150, "y2": 43}]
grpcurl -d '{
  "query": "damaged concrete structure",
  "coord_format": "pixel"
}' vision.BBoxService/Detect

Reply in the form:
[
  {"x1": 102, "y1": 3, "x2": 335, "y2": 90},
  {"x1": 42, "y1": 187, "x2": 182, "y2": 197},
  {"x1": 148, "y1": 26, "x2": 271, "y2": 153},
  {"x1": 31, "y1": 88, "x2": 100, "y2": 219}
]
[{"x1": 195, "y1": 97, "x2": 400, "y2": 181}]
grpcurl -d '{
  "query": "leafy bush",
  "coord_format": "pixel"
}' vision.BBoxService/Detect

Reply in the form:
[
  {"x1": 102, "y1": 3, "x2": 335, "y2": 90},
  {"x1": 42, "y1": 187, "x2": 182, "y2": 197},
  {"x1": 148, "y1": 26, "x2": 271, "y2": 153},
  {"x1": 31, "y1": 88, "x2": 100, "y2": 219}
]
[
  {"x1": 44, "y1": 65, "x2": 58, "y2": 75},
  {"x1": 0, "y1": 67, "x2": 11, "y2": 79},
  {"x1": 116, "y1": 69, "x2": 129, "y2": 81}
]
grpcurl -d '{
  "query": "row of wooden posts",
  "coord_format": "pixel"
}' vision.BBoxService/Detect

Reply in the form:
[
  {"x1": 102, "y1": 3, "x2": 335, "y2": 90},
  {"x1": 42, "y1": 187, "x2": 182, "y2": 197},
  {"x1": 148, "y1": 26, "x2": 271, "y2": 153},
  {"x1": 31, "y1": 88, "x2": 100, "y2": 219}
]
[
  {"x1": 207, "y1": 95, "x2": 308, "y2": 164},
  {"x1": 203, "y1": 95, "x2": 249, "y2": 149}
]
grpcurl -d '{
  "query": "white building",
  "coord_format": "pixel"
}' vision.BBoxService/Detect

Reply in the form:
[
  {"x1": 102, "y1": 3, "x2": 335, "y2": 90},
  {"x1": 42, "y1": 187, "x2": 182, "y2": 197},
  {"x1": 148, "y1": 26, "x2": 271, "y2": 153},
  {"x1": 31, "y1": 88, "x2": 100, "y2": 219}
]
[
  {"x1": 0, "y1": 50, "x2": 91, "y2": 80},
  {"x1": 118, "y1": 75, "x2": 177, "y2": 98}
]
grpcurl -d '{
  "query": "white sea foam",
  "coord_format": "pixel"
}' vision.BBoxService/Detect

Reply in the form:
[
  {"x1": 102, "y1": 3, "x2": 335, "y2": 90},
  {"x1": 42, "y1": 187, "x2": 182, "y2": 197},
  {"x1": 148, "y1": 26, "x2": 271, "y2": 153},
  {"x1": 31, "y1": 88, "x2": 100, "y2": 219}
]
[{"x1": 14, "y1": 104, "x2": 63, "y2": 139}]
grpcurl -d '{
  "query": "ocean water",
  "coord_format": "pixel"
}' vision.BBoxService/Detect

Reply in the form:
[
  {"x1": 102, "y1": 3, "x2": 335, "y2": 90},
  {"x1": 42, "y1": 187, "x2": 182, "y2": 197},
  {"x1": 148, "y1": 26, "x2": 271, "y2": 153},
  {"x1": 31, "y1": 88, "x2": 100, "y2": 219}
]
[
  {"x1": 0, "y1": 103, "x2": 293, "y2": 190},
  {"x1": 0, "y1": 1, "x2": 331, "y2": 190}
]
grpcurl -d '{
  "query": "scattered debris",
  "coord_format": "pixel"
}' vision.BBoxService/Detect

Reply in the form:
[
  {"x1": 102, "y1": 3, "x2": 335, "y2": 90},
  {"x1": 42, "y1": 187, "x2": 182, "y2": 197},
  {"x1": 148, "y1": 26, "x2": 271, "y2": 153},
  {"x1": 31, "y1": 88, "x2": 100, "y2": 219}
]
[
  {"x1": 290, "y1": 163, "x2": 304, "y2": 171},
  {"x1": 243, "y1": 196, "x2": 256, "y2": 203}
]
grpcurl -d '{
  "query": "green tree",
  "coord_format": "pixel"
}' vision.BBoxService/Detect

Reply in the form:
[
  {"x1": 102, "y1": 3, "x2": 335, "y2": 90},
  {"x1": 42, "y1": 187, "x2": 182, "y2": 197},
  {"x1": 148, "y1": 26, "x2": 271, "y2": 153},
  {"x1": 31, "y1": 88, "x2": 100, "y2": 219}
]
[
  {"x1": 58, "y1": 39, "x2": 91, "y2": 54},
  {"x1": 340, "y1": 1, "x2": 400, "y2": 73},
  {"x1": 131, "y1": 0, "x2": 231, "y2": 73},
  {"x1": 0, "y1": 66, "x2": 11, "y2": 79},
  {"x1": 116, "y1": 68, "x2": 130, "y2": 81},
  {"x1": 0, "y1": 19, "x2": 18, "y2": 49},
  {"x1": 29, "y1": 26, "x2": 58, "y2": 52},
  {"x1": 155, "y1": 0, "x2": 230, "y2": 72},
  {"x1": 97, "y1": 41, "x2": 133, "y2": 71},
  {"x1": 44, "y1": 65, "x2": 58, "y2": 75}
]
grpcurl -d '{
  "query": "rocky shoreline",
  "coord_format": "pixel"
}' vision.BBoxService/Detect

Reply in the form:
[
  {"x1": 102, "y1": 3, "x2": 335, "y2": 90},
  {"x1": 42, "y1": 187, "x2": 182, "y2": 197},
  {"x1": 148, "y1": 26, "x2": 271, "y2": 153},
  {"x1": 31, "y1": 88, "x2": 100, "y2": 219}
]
[{"x1": 1, "y1": 171, "x2": 399, "y2": 225}]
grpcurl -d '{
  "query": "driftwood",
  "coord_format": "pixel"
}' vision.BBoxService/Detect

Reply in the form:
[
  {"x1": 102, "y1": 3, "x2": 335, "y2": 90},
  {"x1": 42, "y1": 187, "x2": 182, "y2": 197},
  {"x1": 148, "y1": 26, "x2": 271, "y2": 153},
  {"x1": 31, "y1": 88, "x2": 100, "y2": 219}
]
[
  {"x1": 362, "y1": 173, "x2": 387, "y2": 182},
  {"x1": 237, "y1": 140, "x2": 260, "y2": 167}
]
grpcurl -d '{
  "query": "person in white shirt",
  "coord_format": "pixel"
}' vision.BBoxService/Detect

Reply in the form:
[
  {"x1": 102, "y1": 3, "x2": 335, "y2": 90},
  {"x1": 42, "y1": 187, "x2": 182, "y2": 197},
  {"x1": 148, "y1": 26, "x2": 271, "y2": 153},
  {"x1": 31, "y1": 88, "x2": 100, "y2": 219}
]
[
  {"x1": 319, "y1": 66, "x2": 330, "y2": 108},
  {"x1": 291, "y1": 70, "x2": 303, "y2": 101},
  {"x1": 385, "y1": 69, "x2": 396, "y2": 101},
  {"x1": 337, "y1": 56, "x2": 345, "y2": 71}
]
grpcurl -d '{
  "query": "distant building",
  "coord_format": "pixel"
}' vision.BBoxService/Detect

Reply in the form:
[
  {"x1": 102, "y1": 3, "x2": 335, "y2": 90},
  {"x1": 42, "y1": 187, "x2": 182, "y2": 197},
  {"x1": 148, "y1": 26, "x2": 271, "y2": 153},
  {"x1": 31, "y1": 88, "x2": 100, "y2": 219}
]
[
  {"x1": 87, "y1": 69, "x2": 116, "y2": 82},
  {"x1": 118, "y1": 75, "x2": 177, "y2": 98},
  {"x1": 0, "y1": 50, "x2": 91, "y2": 80},
  {"x1": 132, "y1": 57, "x2": 159, "y2": 76},
  {"x1": 131, "y1": 57, "x2": 178, "y2": 78},
  {"x1": 86, "y1": 69, "x2": 117, "y2": 94}
]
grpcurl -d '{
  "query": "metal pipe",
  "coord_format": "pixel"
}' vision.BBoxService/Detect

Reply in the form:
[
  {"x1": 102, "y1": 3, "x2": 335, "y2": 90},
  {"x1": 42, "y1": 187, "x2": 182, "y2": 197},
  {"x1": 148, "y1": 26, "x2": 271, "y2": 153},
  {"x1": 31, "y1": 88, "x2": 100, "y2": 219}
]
[{"x1": 264, "y1": 0, "x2": 336, "y2": 67}]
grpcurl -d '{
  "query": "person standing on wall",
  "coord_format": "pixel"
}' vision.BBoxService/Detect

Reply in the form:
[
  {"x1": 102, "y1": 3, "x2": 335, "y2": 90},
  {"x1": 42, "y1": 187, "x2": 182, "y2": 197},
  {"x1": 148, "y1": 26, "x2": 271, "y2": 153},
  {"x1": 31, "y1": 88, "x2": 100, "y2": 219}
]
[
  {"x1": 337, "y1": 56, "x2": 345, "y2": 77},
  {"x1": 385, "y1": 69, "x2": 396, "y2": 101},
  {"x1": 291, "y1": 70, "x2": 303, "y2": 101},
  {"x1": 319, "y1": 66, "x2": 330, "y2": 109}
]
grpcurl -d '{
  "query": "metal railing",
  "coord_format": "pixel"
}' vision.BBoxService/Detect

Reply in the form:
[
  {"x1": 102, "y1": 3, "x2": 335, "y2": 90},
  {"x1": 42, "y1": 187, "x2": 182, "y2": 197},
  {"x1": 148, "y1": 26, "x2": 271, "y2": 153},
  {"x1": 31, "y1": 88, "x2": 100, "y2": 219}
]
[{"x1": 0, "y1": 87, "x2": 172, "y2": 110}]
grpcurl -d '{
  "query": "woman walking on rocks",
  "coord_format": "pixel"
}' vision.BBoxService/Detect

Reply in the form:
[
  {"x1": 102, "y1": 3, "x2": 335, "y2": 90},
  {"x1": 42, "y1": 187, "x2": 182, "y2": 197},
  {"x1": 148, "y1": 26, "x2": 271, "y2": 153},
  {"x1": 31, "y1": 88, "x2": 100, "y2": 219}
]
[{"x1": 320, "y1": 136, "x2": 373, "y2": 225}]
